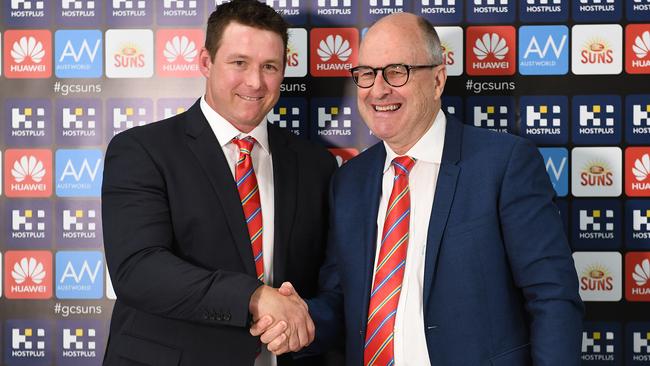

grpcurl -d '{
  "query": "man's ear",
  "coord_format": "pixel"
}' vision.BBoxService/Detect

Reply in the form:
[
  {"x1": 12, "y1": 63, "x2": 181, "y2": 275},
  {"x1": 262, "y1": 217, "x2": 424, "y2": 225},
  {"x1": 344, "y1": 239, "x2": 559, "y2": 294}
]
[
  {"x1": 433, "y1": 65, "x2": 447, "y2": 100},
  {"x1": 199, "y1": 47, "x2": 213, "y2": 78}
]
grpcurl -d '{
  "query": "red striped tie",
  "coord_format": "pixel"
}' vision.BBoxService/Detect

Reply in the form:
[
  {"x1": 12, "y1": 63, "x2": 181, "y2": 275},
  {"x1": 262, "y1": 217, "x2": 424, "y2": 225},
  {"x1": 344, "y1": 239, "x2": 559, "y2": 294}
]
[
  {"x1": 364, "y1": 155, "x2": 416, "y2": 366},
  {"x1": 233, "y1": 137, "x2": 264, "y2": 282}
]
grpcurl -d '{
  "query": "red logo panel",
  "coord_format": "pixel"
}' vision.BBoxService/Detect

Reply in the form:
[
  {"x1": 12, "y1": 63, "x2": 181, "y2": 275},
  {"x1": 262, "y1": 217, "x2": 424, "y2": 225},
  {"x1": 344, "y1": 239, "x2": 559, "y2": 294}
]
[
  {"x1": 4, "y1": 149, "x2": 52, "y2": 198},
  {"x1": 156, "y1": 29, "x2": 203, "y2": 78},
  {"x1": 4, "y1": 30, "x2": 52, "y2": 78},
  {"x1": 626, "y1": 24, "x2": 650, "y2": 74},
  {"x1": 466, "y1": 26, "x2": 516, "y2": 76},
  {"x1": 5, "y1": 251, "x2": 53, "y2": 299},
  {"x1": 626, "y1": 147, "x2": 650, "y2": 197},
  {"x1": 328, "y1": 148, "x2": 359, "y2": 166},
  {"x1": 310, "y1": 28, "x2": 358, "y2": 77},
  {"x1": 626, "y1": 252, "x2": 650, "y2": 301}
]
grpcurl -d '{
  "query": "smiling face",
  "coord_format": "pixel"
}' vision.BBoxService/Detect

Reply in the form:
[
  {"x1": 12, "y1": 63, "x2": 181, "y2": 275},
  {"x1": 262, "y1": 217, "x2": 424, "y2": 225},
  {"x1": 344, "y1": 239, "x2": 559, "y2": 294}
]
[
  {"x1": 199, "y1": 21, "x2": 285, "y2": 133},
  {"x1": 357, "y1": 13, "x2": 447, "y2": 154}
]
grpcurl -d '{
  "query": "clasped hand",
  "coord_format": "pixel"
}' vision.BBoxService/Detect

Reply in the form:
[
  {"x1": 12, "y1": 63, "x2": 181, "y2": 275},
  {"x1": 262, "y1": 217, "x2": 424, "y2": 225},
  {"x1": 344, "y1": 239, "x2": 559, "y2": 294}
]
[{"x1": 249, "y1": 282, "x2": 313, "y2": 355}]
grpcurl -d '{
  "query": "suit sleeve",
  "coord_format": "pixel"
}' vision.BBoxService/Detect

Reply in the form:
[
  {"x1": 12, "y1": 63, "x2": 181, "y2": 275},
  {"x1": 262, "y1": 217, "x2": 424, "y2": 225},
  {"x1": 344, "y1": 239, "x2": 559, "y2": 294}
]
[
  {"x1": 498, "y1": 138, "x2": 584, "y2": 366},
  {"x1": 102, "y1": 132, "x2": 262, "y2": 328}
]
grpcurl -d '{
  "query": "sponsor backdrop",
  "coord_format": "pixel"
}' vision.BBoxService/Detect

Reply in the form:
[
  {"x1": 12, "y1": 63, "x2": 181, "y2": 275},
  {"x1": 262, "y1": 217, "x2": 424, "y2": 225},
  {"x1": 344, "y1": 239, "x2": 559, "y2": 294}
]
[{"x1": 0, "y1": 0, "x2": 649, "y2": 365}]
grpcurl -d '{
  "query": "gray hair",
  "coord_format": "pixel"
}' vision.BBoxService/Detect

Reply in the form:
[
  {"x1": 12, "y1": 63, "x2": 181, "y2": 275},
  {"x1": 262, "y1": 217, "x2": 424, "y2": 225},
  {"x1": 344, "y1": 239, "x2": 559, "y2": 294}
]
[{"x1": 416, "y1": 16, "x2": 443, "y2": 65}]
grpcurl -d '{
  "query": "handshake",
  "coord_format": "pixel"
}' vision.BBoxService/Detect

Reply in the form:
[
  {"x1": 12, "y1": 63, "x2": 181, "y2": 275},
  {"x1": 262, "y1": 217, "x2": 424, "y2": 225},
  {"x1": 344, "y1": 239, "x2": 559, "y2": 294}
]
[{"x1": 248, "y1": 282, "x2": 314, "y2": 355}]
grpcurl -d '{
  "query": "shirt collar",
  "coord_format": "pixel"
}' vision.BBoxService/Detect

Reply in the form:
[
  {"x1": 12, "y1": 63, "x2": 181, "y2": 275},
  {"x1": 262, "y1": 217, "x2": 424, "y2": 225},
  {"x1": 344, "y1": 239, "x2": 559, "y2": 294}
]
[
  {"x1": 383, "y1": 110, "x2": 447, "y2": 173},
  {"x1": 200, "y1": 96, "x2": 270, "y2": 154}
]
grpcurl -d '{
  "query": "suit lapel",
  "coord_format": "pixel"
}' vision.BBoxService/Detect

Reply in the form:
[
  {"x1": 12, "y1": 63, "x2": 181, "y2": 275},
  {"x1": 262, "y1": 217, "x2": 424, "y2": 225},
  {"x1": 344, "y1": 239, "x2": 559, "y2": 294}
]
[
  {"x1": 184, "y1": 100, "x2": 256, "y2": 276},
  {"x1": 267, "y1": 125, "x2": 297, "y2": 287},
  {"x1": 423, "y1": 118, "x2": 462, "y2": 308}
]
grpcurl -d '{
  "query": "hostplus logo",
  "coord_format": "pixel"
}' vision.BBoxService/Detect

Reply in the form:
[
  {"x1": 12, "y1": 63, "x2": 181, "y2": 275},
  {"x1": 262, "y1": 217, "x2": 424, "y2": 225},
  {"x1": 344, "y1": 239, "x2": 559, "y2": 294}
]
[
  {"x1": 415, "y1": 0, "x2": 462, "y2": 24},
  {"x1": 286, "y1": 28, "x2": 307, "y2": 77},
  {"x1": 156, "y1": 29, "x2": 202, "y2": 77},
  {"x1": 539, "y1": 148, "x2": 568, "y2": 197},
  {"x1": 62, "y1": 208, "x2": 98, "y2": 239},
  {"x1": 56, "y1": 99, "x2": 102, "y2": 146},
  {"x1": 573, "y1": 0, "x2": 621, "y2": 22},
  {"x1": 4, "y1": 30, "x2": 52, "y2": 78},
  {"x1": 106, "y1": 29, "x2": 153, "y2": 78},
  {"x1": 626, "y1": 253, "x2": 650, "y2": 301},
  {"x1": 5, "y1": 0, "x2": 49, "y2": 26},
  {"x1": 4, "y1": 251, "x2": 53, "y2": 299},
  {"x1": 313, "y1": 0, "x2": 355, "y2": 26},
  {"x1": 628, "y1": 200, "x2": 650, "y2": 247},
  {"x1": 581, "y1": 323, "x2": 620, "y2": 363},
  {"x1": 466, "y1": 26, "x2": 516, "y2": 76},
  {"x1": 55, "y1": 149, "x2": 103, "y2": 197},
  {"x1": 571, "y1": 147, "x2": 622, "y2": 197},
  {"x1": 264, "y1": 0, "x2": 306, "y2": 24},
  {"x1": 436, "y1": 26, "x2": 463, "y2": 76},
  {"x1": 520, "y1": 96, "x2": 568, "y2": 144},
  {"x1": 518, "y1": 26, "x2": 568, "y2": 75},
  {"x1": 467, "y1": 0, "x2": 514, "y2": 23},
  {"x1": 626, "y1": 147, "x2": 650, "y2": 196},
  {"x1": 157, "y1": 98, "x2": 194, "y2": 120},
  {"x1": 58, "y1": 0, "x2": 99, "y2": 25},
  {"x1": 572, "y1": 25, "x2": 622, "y2": 75},
  {"x1": 106, "y1": 98, "x2": 153, "y2": 139},
  {"x1": 58, "y1": 200, "x2": 101, "y2": 247},
  {"x1": 5, "y1": 99, "x2": 52, "y2": 146},
  {"x1": 7, "y1": 200, "x2": 52, "y2": 247},
  {"x1": 572, "y1": 200, "x2": 620, "y2": 250},
  {"x1": 519, "y1": 0, "x2": 567, "y2": 22},
  {"x1": 54, "y1": 30, "x2": 102, "y2": 78},
  {"x1": 310, "y1": 28, "x2": 358, "y2": 77},
  {"x1": 627, "y1": 25, "x2": 650, "y2": 74},
  {"x1": 311, "y1": 98, "x2": 358, "y2": 147},
  {"x1": 5, "y1": 149, "x2": 52, "y2": 197},
  {"x1": 572, "y1": 95, "x2": 621, "y2": 144},
  {"x1": 56, "y1": 251, "x2": 103, "y2": 299},
  {"x1": 58, "y1": 321, "x2": 102, "y2": 364},
  {"x1": 627, "y1": 0, "x2": 650, "y2": 21},
  {"x1": 362, "y1": 0, "x2": 408, "y2": 23},
  {"x1": 108, "y1": 0, "x2": 150, "y2": 19},
  {"x1": 626, "y1": 95, "x2": 650, "y2": 144},
  {"x1": 467, "y1": 96, "x2": 514, "y2": 133},
  {"x1": 573, "y1": 251, "x2": 621, "y2": 301},
  {"x1": 267, "y1": 97, "x2": 306, "y2": 136},
  {"x1": 6, "y1": 320, "x2": 51, "y2": 362},
  {"x1": 627, "y1": 323, "x2": 650, "y2": 364},
  {"x1": 157, "y1": 0, "x2": 201, "y2": 25}
]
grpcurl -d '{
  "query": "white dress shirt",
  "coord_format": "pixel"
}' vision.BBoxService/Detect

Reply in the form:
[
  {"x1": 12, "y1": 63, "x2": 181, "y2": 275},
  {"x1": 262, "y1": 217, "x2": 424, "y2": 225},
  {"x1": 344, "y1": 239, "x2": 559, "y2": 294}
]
[
  {"x1": 373, "y1": 111, "x2": 447, "y2": 366},
  {"x1": 200, "y1": 97, "x2": 276, "y2": 366}
]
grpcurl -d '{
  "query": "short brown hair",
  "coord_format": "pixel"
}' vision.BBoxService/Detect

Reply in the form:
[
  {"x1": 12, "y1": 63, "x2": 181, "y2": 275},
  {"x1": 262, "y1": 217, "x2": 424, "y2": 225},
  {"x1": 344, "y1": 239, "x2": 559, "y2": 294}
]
[{"x1": 205, "y1": 0, "x2": 289, "y2": 61}]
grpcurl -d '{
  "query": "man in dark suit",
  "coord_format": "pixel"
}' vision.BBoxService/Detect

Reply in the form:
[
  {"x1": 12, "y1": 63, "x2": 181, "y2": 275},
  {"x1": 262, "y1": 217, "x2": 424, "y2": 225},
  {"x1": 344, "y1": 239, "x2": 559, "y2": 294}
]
[
  {"x1": 255, "y1": 12, "x2": 583, "y2": 365},
  {"x1": 101, "y1": 1, "x2": 336, "y2": 365}
]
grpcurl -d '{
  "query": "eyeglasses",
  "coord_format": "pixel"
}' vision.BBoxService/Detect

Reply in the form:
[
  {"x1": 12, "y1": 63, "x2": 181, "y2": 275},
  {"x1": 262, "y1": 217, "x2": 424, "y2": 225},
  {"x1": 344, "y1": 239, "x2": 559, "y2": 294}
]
[{"x1": 349, "y1": 63, "x2": 439, "y2": 88}]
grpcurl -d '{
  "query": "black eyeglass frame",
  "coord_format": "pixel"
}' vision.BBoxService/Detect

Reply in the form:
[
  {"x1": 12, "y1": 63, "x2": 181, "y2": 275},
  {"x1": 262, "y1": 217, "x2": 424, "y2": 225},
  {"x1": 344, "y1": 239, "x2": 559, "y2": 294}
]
[{"x1": 349, "y1": 63, "x2": 440, "y2": 88}]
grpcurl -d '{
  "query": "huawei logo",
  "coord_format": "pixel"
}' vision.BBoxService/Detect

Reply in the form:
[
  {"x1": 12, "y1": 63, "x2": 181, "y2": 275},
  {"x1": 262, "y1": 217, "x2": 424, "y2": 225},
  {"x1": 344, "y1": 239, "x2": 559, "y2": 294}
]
[
  {"x1": 632, "y1": 153, "x2": 650, "y2": 182},
  {"x1": 317, "y1": 35, "x2": 352, "y2": 62},
  {"x1": 633, "y1": 259, "x2": 650, "y2": 286},
  {"x1": 633, "y1": 31, "x2": 650, "y2": 59},
  {"x1": 11, "y1": 155, "x2": 46, "y2": 183},
  {"x1": 11, "y1": 36, "x2": 45, "y2": 64},
  {"x1": 163, "y1": 36, "x2": 197, "y2": 63},
  {"x1": 473, "y1": 33, "x2": 508, "y2": 60},
  {"x1": 12, "y1": 257, "x2": 46, "y2": 284}
]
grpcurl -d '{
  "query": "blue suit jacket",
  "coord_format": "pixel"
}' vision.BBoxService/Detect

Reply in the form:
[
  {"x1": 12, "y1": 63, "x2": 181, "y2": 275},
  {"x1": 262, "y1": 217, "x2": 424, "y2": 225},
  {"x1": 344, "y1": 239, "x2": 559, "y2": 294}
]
[{"x1": 306, "y1": 118, "x2": 583, "y2": 365}]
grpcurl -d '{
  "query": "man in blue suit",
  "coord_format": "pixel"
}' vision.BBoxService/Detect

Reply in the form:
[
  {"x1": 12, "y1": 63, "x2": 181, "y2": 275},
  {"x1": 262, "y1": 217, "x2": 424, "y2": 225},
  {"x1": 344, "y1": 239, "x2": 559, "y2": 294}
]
[{"x1": 254, "y1": 12, "x2": 583, "y2": 365}]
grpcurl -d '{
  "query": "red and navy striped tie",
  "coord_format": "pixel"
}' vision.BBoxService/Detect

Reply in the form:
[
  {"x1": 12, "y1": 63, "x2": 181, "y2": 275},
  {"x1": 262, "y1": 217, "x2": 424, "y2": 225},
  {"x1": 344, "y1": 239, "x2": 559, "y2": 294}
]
[
  {"x1": 233, "y1": 137, "x2": 264, "y2": 282},
  {"x1": 364, "y1": 155, "x2": 416, "y2": 366}
]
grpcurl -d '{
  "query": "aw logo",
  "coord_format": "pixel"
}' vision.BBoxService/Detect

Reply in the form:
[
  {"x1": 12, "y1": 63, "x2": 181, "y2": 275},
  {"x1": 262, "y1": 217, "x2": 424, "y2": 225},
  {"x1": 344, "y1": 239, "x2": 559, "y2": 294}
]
[
  {"x1": 538, "y1": 148, "x2": 568, "y2": 197},
  {"x1": 5, "y1": 149, "x2": 52, "y2": 198},
  {"x1": 573, "y1": 251, "x2": 622, "y2": 302},
  {"x1": 520, "y1": 96, "x2": 568, "y2": 145},
  {"x1": 286, "y1": 28, "x2": 307, "y2": 77},
  {"x1": 157, "y1": 98, "x2": 194, "y2": 120},
  {"x1": 362, "y1": 0, "x2": 408, "y2": 24},
  {"x1": 415, "y1": 0, "x2": 463, "y2": 24},
  {"x1": 311, "y1": 97, "x2": 358, "y2": 147},
  {"x1": 626, "y1": 25, "x2": 650, "y2": 74},
  {"x1": 626, "y1": 147, "x2": 650, "y2": 197},
  {"x1": 57, "y1": 320, "x2": 104, "y2": 365},
  {"x1": 466, "y1": 26, "x2": 516, "y2": 76},
  {"x1": 626, "y1": 94, "x2": 650, "y2": 144},
  {"x1": 4, "y1": 30, "x2": 52, "y2": 78},
  {"x1": 4, "y1": 251, "x2": 53, "y2": 299},
  {"x1": 572, "y1": 200, "x2": 621, "y2": 250},
  {"x1": 157, "y1": 0, "x2": 203, "y2": 25},
  {"x1": 436, "y1": 26, "x2": 463, "y2": 76},
  {"x1": 581, "y1": 322, "x2": 621, "y2": 364},
  {"x1": 265, "y1": 0, "x2": 307, "y2": 25},
  {"x1": 105, "y1": 29, "x2": 153, "y2": 78},
  {"x1": 5, "y1": 199, "x2": 52, "y2": 248},
  {"x1": 626, "y1": 200, "x2": 650, "y2": 249},
  {"x1": 4, "y1": 0, "x2": 50, "y2": 27},
  {"x1": 156, "y1": 29, "x2": 202, "y2": 77},
  {"x1": 56, "y1": 251, "x2": 103, "y2": 299},
  {"x1": 626, "y1": 323, "x2": 650, "y2": 364},
  {"x1": 627, "y1": 0, "x2": 650, "y2": 21},
  {"x1": 626, "y1": 252, "x2": 650, "y2": 301},
  {"x1": 5, "y1": 320, "x2": 53, "y2": 364},
  {"x1": 572, "y1": 95, "x2": 621, "y2": 145},
  {"x1": 467, "y1": 0, "x2": 514, "y2": 23},
  {"x1": 56, "y1": 0, "x2": 102, "y2": 26},
  {"x1": 4, "y1": 98, "x2": 52, "y2": 147},
  {"x1": 56, "y1": 98, "x2": 103, "y2": 146},
  {"x1": 518, "y1": 26, "x2": 568, "y2": 75},
  {"x1": 466, "y1": 96, "x2": 514, "y2": 133},
  {"x1": 312, "y1": 0, "x2": 356, "y2": 26},
  {"x1": 329, "y1": 148, "x2": 359, "y2": 167},
  {"x1": 267, "y1": 97, "x2": 307, "y2": 137},
  {"x1": 442, "y1": 96, "x2": 463, "y2": 122},
  {"x1": 57, "y1": 200, "x2": 102, "y2": 248},
  {"x1": 54, "y1": 30, "x2": 102, "y2": 78},
  {"x1": 572, "y1": 0, "x2": 621, "y2": 22},
  {"x1": 106, "y1": 98, "x2": 153, "y2": 140},
  {"x1": 310, "y1": 28, "x2": 358, "y2": 77},
  {"x1": 519, "y1": 0, "x2": 567, "y2": 23},
  {"x1": 571, "y1": 147, "x2": 622, "y2": 197},
  {"x1": 106, "y1": 0, "x2": 153, "y2": 26},
  {"x1": 572, "y1": 24, "x2": 622, "y2": 75},
  {"x1": 55, "y1": 149, "x2": 103, "y2": 197}
]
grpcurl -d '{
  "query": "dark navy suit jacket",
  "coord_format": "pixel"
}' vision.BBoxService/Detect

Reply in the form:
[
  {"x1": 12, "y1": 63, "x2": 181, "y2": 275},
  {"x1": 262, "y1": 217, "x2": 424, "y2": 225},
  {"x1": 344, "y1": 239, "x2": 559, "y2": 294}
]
[{"x1": 307, "y1": 117, "x2": 583, "y2": 365}]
